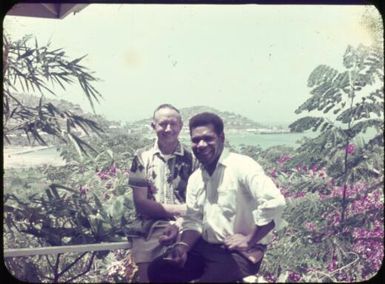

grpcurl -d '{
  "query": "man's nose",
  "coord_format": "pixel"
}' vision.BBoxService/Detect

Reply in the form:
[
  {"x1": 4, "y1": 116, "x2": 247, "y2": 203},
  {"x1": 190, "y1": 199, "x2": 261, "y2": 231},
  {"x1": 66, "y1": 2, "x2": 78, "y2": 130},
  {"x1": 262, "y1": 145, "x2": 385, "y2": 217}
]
[
  {"x1": 197, "y1": 140, "x2": 207, "y2": 148},
  {"x1": 165, "y1": 124, "x2": 172, "y2": 132}
]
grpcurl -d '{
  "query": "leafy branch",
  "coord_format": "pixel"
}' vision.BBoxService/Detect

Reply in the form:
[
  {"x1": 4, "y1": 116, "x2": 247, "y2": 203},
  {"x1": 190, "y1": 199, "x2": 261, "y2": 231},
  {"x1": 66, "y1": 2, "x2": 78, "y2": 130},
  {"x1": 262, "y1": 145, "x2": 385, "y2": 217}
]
[
  {"x1": 3, "y1": 34, "x2": 104, "y2": 155},
  {"x1": 289, "y1": 44, "x2": 383, "y2": 227}
]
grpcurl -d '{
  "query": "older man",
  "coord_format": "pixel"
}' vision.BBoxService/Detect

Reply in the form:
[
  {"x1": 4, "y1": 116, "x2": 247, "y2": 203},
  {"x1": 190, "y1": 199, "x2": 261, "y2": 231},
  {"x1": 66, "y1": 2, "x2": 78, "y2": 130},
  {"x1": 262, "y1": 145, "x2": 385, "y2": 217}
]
[
  {"x1": 128, "y1": 104, "x2": 197, "y2": 282},
  {"x1": 148, "y1": 112, "x2": 286, "y2": 283}
]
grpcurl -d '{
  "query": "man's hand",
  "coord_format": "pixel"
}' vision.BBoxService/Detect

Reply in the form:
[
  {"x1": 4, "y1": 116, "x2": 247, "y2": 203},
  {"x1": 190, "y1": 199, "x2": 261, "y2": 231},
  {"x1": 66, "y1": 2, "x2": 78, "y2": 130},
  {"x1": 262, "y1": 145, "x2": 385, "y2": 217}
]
[
  {"x1": 158, "y1": 224, "x2": 179, "y2": 246},
  {"x1": 163, "y1": 243, "x2": 189, "y2": 268},
  {"x1": 224, "y1": 233, "x2": 265, "y2": 264},
  {"x1": 224, "y1": 233, "x2": 251, "y2": 251}
]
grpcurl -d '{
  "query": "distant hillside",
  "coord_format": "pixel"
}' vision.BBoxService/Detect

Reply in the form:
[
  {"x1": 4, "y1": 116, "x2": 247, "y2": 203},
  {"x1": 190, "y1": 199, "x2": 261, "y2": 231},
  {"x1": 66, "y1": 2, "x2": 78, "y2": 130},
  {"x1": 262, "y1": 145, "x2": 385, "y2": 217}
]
[
  {"x1": 5, "y1": 93, "x2": 123, "y2": 147},
  {"x1": 129, "y1": 106, "x2": 267, "y2": 132},
  {"x1": 9, "y1": 92, "x2": 121, "y2": 128},
  {"x1": 9, "y1": 92, "x2": 85, "y2": 114},
  {"x1": 179, "y1": 106, "x2": 266, "y2": 129},
  {"x1": 9, "y1": 94, "x2": 278, "y2": 135}
]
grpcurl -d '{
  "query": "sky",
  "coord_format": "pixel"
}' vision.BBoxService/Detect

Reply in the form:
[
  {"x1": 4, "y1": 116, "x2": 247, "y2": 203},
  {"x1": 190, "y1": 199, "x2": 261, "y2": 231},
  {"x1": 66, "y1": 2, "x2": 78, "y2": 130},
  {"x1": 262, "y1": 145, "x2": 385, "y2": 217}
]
[{"x1": 3, "y1": 4, "x2": 382, "y2": 125}]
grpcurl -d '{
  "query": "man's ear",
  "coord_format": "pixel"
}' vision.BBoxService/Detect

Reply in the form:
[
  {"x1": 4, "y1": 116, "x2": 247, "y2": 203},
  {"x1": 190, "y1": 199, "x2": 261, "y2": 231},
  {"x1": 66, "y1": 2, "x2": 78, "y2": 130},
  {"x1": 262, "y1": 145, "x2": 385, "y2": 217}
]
[
  {"x1": 151, "y1": 121, "x2": 156, "y2": 129},
  {"x1": 220, "y1": 132, "x2": 225, "y2": 142}
]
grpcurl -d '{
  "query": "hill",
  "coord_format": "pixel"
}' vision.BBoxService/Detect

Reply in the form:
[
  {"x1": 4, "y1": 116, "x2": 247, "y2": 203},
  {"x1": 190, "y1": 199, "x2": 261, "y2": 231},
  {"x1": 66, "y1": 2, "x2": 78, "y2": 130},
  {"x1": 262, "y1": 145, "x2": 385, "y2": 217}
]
[
  {"x1": 8, "y1": 94, "x2": 281, "y2": 138},
  {"x1": 128, "y1": 105, "x2": 269, "y2": 134},
  {"x1": 180, "y1": 105, "x2": 266, "y2": 130}
]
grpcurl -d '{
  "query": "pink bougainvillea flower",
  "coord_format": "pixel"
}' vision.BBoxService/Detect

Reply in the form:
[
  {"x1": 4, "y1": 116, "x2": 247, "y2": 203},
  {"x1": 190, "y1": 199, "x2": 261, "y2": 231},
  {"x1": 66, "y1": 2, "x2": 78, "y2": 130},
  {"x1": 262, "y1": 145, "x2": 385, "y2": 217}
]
[
  {"x1": 280, "y1": 187, "x2": 290, "y2": 198},
  {"x1": 345, "y1": 143, "x2": 356, "y2": 155},
  {"x1": 294, "y1": 192, "x2": 305, "y2": 198},
  {"x1": 277, "y1": 154, "x2": 291, "y2": 165},
  {"x1": 79, "y1": 185, "x2": 88, "y2": 194},
  {"x1": 109, "y1": 163, "x2": 117, "y2": 176},
  {"x1": 288, "y1": 271, "x2": 301, "y2": 282},
  {"x1": 304, "y1": 222, "x2": 317, "y2": 231},
  {"x1": 327, "y1": 255, "x2": 338, "y2": 272},
  {"x1": 97, "y1": 171, "x2": 110, "y2": 180}
]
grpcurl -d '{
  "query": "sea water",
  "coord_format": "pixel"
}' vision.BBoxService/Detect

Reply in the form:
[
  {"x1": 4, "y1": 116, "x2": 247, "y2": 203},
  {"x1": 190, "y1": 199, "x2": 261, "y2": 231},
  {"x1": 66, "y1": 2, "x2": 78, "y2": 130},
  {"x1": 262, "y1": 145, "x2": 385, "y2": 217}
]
[{"x1": 3, "y1": 129, "x2": 379, "y2": 168}]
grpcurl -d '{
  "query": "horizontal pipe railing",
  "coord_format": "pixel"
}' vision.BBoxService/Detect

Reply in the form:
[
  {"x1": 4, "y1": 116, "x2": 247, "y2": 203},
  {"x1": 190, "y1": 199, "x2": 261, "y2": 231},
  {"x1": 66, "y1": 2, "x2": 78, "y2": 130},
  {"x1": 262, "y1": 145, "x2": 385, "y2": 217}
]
[
  {"x1": 4, "y1": 242, "x2": 260, "y2": 282},
  {"x1": 4, "y1": 241, "x2": 132, "y2": 258}
]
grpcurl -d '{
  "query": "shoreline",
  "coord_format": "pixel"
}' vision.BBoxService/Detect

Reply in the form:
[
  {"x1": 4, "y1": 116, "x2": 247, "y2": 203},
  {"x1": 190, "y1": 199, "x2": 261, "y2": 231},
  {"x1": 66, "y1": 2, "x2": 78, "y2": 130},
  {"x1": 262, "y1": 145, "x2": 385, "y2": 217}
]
[
  {"x1": 3, "y1": 146, "x2": 65, "y2": 169},
  {"x1": 3, "y1": 145, "x2": 55, "y2": 155}
]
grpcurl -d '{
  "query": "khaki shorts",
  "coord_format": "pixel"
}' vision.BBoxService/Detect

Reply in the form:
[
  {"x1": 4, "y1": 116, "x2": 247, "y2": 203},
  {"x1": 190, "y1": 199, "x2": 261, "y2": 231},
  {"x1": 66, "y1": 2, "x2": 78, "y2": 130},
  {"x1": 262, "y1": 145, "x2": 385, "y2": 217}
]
[{"x1": 131, "y1": 220, "x2": 172, "y2": 264}]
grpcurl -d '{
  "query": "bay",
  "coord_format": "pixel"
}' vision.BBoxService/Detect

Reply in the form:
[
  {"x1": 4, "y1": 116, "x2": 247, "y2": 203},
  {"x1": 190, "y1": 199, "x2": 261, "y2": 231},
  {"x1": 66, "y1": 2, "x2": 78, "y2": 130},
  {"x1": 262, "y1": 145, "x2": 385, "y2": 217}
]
[
  {"x1": 225, "y1": 132, "x2": 319, "y2": 148},
  {"x1": 3, "y1": 146, "x2": 65, "y2": 169},
  {"x1": 179, "y1": 131, "x2": 320, "y2": 149},
  {"x1": 3, "y1": 129, "x2": 379, "y2": 168},
  {"x1": 226, "y1": 128, "x2": 378, "y2": 148}
]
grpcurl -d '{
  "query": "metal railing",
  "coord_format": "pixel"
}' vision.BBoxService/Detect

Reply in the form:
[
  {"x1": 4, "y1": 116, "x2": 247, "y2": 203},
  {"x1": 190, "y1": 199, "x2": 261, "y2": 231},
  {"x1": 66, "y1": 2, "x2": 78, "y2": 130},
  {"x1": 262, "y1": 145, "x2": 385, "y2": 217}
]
[
  {"x1": 4, "y1": 242, "x2": 132, "y2": 258},
  {"x1": 4, "y1": 242, "x2": 260, "y2": 283}
]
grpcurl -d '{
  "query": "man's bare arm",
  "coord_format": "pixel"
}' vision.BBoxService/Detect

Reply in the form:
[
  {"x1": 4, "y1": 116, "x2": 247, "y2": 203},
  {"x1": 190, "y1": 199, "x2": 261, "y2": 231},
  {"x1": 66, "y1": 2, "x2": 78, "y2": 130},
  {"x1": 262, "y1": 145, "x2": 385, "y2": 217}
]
[{"x1": 133, "y1": 187, "x2": 186, "y2": 219}]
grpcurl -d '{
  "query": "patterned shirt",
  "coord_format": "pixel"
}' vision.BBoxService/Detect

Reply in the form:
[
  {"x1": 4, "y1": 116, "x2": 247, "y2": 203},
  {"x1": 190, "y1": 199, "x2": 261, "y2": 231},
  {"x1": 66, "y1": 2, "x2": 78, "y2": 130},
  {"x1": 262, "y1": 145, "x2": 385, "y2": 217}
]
[{"x1": 128, "y1": 140, "x2": 197, "y2": 209}]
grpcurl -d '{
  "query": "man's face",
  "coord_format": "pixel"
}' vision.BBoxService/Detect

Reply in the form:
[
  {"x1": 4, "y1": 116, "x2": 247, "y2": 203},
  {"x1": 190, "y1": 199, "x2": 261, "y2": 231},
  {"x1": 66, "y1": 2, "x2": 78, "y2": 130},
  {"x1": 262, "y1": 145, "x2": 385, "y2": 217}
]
[
  {"x1": 190, "y1": 124, "x2": 224, "y2": 167},
  {"x1": 152, "y1": 108, "x2": 182, "y2": 144}
]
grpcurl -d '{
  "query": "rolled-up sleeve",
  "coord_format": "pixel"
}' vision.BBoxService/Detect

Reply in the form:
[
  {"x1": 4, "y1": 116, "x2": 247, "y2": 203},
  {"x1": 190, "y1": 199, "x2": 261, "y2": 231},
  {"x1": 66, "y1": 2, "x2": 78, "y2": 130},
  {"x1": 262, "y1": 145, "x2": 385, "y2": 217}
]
[
  {"x1": 181, "y1": 175, "x2": 204, "y2": 234},
  {"x1": 242, "y1": 157, "x2": 286, "y2": 229}
]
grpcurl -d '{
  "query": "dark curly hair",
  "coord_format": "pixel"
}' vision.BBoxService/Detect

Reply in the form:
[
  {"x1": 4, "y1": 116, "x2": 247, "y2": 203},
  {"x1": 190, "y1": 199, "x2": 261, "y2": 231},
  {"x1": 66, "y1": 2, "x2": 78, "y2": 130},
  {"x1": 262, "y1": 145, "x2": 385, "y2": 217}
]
[{"x1": 189, "y1": 112, "x2": 224, "y2": 135}]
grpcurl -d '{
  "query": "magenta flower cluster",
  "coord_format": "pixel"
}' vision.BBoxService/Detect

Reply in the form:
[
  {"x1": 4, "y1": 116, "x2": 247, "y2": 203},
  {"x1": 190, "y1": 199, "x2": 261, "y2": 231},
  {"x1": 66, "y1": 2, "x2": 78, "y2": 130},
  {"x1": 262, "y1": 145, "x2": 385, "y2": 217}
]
[
  {"x1": 345, "y1": 143, "x2": 356, "y2": 155},
  {"x1": 79, "y1": 163, "x2": 130, "y2": 200},
  {"x1": 97, "y1": 163, "x2": 118, "y2": 180},
  {"x1": 288, "y1": 271, "x2": 302, "y2": 282},
  {"x1": 79, "y1": 185, "x2": 88, "y2": 195},
  {"x1": 267, "y1": 155, "x2": 383, "y2": 282},
  {"x1": 277, "y1": 154, "x2": 291, "y2": 165}
]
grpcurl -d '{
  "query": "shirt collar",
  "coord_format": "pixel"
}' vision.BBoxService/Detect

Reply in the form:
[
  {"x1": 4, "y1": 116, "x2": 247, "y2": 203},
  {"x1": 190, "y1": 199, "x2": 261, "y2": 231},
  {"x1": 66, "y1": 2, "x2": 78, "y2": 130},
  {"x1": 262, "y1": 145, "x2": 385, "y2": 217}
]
[
  {"x1": 200, "y1": 147, "x2": 230, "y2": 175},
  {"x1": 217, "y1": 147, "x2": 230, "y2": 166},
  {"x1": 153, "y1": 139, "x2": 184, "y2": 156}
]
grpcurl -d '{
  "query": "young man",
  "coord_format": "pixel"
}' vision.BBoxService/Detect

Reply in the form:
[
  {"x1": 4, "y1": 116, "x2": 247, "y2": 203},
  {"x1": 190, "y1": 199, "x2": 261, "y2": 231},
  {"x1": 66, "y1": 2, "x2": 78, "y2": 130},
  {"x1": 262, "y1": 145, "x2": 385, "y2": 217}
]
[
  {"x1": 148, "y1": 112, "x2": 286, "y2": 283},
  {"x1": 127, "y1": 104, "x2": 197, "y2": 282}
]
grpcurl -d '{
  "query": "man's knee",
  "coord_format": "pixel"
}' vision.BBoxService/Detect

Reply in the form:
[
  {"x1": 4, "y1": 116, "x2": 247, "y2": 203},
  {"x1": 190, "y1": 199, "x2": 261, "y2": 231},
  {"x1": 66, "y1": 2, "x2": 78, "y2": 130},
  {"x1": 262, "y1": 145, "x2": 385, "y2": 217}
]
[
  {"x1": 148, "y1": 252, "x2": 204, "y2": 283},
  {"x1": 136, "y1": 262, "x2": 150, "y2": 283},
  {"x1": 147, "y1": 258, "x2": 187, "y2": 283}
]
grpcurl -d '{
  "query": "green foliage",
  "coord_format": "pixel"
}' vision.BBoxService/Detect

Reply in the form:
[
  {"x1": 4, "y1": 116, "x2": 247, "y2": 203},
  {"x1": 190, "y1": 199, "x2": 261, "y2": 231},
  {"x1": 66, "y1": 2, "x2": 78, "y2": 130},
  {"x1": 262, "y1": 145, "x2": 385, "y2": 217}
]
[
  {"x1": 4, "y1": 128, "x2": 152, "y2": 282},
  {"x1": 3, "y1": 167, "x2": 95, "y2": 282},
  {"x1": 259, "y1": 44, "x2": 384, "y2": 282},
  {"x1": 250, "y1": 149, "x2": 384, "y2": 282},
  {"x1": 2, "y1": 33, "x2": 153, "y2": 282},
  {"x1": 289, "y1": 44, "x2": 383, "y2": 185},
  {"x1": 3, "y1": 34, "x2": 103, "y2": 155},
  {"x1": 236, "y1": 144, "x2": 293, "y2": 171},
  {"x1": 4, "y1": 41, "x2": 383, "y2": 282}
]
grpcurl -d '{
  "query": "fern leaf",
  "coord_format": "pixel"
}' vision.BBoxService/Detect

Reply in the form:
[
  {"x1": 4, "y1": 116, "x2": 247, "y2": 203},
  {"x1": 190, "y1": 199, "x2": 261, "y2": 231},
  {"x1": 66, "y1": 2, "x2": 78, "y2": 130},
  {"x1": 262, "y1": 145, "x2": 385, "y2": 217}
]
[
  {"x1": 307, "y1": 65, "x2": 338, "y2": 87},
  {"x1": 289, "y1": 117, "x2": 324, "y2": 132}
]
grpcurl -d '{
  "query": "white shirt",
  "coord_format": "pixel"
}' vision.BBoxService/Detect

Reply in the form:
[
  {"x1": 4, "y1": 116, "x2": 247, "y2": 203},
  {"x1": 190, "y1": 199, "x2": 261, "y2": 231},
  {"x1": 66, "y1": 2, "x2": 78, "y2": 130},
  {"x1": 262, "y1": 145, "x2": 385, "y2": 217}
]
[{"x1": 182, "y1": 148, "x2": 286, "y2": 245}]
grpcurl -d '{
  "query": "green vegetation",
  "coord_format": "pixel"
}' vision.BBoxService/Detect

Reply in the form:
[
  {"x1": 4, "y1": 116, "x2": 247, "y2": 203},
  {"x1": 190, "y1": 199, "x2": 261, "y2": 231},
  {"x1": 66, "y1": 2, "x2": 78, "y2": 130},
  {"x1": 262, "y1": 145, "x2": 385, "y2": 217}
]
[
  {"x1": 3, "y1": 36, "x2": 383, "y2": 283},
  {"x1": 257, "y1": 44, "x2": 384, "y2": 282},
  {"x1": 4, "y1": 129, "x2": 151, "y2": 282},
  {"x1": 3, "y1": 34, "x2": 103, "y2": 154}
]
